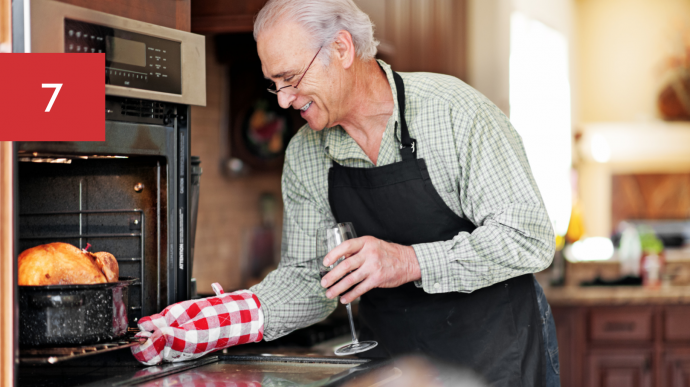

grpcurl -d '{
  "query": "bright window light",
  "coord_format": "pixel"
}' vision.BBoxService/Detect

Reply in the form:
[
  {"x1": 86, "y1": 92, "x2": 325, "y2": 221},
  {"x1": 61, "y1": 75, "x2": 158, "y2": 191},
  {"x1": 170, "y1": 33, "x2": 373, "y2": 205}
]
[
  {"x1": 590, "y1": 133, "x2": 611, "y2": 163},
  {"x1": 567, "y1": 237, "x2": 615, "y2": 262},
  {"x1": 510, "y1": 12, "x2": 572, "y2": 236}
]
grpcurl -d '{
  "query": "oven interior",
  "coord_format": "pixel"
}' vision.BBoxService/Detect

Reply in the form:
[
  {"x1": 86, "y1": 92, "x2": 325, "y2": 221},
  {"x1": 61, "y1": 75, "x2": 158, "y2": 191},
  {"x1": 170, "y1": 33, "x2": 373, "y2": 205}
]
[
  {"x1": 18, "y1": 156, "x2": 168, "y2": 326},
  {"x1": 15, "y1": 95, "x2": 193, "y2": 386}
]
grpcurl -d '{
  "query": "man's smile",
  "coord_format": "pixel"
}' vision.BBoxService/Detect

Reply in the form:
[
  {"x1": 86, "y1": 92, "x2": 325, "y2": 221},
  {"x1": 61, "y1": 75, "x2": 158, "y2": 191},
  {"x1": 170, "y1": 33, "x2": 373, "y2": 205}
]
[{"x1": 299, "y1": 101, "x2": 313, "y2": 111}]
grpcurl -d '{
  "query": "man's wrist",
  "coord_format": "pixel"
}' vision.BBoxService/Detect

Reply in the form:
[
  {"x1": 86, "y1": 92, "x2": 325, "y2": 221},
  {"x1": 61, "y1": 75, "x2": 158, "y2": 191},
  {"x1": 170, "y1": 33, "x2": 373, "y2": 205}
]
[{"x1": 399, "y1": 244, "x2": 421, "y2": 282}]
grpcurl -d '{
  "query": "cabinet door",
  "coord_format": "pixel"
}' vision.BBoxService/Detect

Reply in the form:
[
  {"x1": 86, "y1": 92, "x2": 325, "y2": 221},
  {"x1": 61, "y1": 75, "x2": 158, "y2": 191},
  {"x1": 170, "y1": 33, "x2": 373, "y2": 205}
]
[
  {"x1": 553, "y1": 306, "x2": 587, "y2": 387},
  {"x1": 665, "y1": 306, "x2": 690, "y2": 342},
  {"x1": 663, "y1": 350, "x2": 690, "y2": 387},
  {"x1": 587, "y1": 351, "x2": 652, "y2": 387}
]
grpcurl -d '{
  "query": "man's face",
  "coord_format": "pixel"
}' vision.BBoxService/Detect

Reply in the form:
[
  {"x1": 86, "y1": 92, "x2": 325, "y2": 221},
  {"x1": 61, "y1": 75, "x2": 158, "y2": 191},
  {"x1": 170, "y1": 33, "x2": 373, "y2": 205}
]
[{"x1": 257, "y1": 21, "x2": 340, "y2": 131}]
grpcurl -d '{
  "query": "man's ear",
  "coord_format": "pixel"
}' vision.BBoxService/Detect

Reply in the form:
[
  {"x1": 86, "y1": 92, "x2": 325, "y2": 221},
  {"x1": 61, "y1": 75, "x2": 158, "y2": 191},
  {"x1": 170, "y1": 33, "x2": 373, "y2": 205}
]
[{"x1": 333, "y1": 30, "x2": 355, "y2": 69}]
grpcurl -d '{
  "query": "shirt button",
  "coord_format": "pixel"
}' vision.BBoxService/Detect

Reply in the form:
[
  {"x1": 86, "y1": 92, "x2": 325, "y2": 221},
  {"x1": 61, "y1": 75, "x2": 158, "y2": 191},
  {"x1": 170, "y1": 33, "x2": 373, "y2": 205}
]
[{"x1": 434, "y1": 283, "x2": 441, "y2": 289}]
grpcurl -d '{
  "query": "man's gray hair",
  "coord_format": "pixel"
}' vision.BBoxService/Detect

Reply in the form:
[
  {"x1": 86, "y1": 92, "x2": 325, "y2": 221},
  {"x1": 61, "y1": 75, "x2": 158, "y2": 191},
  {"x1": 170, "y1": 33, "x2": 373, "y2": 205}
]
[{"x1": 253, "y1": 0, "x2": 379, "y2": 63}]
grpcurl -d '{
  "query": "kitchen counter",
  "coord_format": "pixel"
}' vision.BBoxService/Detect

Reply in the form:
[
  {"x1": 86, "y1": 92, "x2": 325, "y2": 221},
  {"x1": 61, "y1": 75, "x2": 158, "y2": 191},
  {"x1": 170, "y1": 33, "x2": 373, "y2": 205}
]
[
  {"x1": 547, "y1": 284, "x2": 690, "y2": 386},
  {"x1": 544, "y1": 285, "x2": 690, "y2": 306}
]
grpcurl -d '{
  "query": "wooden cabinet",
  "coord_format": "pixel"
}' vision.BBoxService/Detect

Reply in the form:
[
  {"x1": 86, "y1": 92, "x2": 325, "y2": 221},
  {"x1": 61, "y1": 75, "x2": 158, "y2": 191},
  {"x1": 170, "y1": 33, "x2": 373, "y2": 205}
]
[
  {"x1": 663, "y1": 350, "x2": 690, "y2": 387},
  {"x1": 54, "y1": 0, "x2": 190, "y2": 31},
  {"x1": 0, "y1": 0, "x2": 10, "y2": 52},
  {"x1": 665, "y1": 307, "x2": 690, "y2": 342},
  {"x1": 1, "y1": 143, "x2": 15, "y2": 387},
  {"x1": 587, "y1": 350, "x2": 653, "y2": 387},
  {"x1": 554, "y1": 305, "x2": 690, "y2": 387},
  {"x1": 191, "y1": 0, "x2": 267, "y2": 33},
  {"x1": 191, "y1": 0, "x2": 468, "y2": 81},
  {"x1": 355, "y1": 0, "x2": 468, "y2": 81}
]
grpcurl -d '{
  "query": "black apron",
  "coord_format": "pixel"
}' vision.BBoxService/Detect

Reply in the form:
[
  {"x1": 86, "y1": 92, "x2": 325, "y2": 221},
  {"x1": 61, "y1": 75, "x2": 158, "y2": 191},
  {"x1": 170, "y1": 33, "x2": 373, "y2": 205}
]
[{"x1": 327, "y1": 70, "x2": 545, "y2": 387}]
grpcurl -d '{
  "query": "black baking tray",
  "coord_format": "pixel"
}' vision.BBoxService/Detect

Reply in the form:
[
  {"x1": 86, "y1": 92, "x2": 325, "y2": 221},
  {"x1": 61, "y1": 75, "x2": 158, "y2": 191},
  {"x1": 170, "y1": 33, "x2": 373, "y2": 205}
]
[{"x1": 19, "y1": 277, "x2": 138, "y2": 347}]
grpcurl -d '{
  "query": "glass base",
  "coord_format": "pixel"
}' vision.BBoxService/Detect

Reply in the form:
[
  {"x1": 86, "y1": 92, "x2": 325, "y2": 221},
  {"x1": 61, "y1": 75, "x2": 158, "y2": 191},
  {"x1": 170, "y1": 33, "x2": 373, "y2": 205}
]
[{"x1": 334, "y1": 340, "x2": 378, "y2": 356}]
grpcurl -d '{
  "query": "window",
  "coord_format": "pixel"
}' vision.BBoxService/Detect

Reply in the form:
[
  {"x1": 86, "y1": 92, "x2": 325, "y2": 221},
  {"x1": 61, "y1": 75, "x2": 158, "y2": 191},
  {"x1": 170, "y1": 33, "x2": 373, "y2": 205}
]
[{"x1": 510, "y1": 12, "x2": 572, "y2": 236}]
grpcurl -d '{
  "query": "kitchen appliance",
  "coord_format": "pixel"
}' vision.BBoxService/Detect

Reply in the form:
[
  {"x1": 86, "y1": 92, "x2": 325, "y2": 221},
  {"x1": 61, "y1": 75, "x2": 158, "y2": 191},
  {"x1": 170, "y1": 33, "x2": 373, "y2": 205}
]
[{"x1": 11, "y1": 0, "x2": 205, "y2": 383}]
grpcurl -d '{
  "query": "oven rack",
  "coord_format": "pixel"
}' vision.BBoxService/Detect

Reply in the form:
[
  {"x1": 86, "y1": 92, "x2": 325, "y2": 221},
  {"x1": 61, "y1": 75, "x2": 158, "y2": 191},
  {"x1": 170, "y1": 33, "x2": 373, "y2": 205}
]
[
  {"x1": 19, "y1": 329, "x2": 143, "y2": 365},
  {"x1": 18, "y1": 209, "x2": 145, "y2": 316}
]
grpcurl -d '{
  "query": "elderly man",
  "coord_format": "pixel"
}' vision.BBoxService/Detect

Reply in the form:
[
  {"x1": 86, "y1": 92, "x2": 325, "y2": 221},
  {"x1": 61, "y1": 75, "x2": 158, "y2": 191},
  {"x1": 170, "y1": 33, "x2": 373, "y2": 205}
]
[{"x1": 132, "y1": 1, "x2": 560, "y2": 386}]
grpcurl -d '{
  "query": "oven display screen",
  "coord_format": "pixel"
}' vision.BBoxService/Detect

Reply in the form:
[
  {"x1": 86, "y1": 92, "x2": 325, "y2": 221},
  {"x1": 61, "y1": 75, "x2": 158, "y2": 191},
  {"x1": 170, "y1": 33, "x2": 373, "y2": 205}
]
[
  {"x1": 64, "y1": 19, "x2": 182, "y2": 94},
  {"x1": 106, "y1": 36, "x2": 146, "y2": 67}
]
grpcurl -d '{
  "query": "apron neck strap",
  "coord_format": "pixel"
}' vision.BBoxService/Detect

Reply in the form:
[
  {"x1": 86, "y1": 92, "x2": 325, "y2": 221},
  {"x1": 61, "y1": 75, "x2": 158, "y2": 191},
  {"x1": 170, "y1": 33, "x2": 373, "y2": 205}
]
[{"x1": 391, "y1": 70, "x2": 416, "y2": 160}]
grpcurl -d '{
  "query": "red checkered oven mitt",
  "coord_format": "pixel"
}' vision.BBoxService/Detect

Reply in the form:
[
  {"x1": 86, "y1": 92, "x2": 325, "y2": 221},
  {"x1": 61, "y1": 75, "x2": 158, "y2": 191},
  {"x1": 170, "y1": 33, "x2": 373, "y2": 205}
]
[{"x1": 131, "y1": 283, "x2": 264, "y2": 365}]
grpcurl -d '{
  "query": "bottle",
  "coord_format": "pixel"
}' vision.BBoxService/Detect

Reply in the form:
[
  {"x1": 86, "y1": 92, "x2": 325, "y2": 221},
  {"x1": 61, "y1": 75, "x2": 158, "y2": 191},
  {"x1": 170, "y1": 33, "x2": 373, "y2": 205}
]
[
  {"x1": 638, "y1": 226, "x2": 665, "y2": 289},
  {"x1": 618, "y1": 222, "x2": 642, "y2": 277},
  {"x1": 642, "y1": 253, "x2": 662, "y2": 288}
]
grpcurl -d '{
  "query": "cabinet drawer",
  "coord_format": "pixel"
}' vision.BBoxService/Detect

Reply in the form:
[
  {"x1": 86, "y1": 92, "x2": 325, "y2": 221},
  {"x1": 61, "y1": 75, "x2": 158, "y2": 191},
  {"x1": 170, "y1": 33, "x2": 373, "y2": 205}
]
[
  {"x1": 589, "y1": 307, "x2": 653, "y2": 342},
  {"x1": 664, "y1": 306, "x2": 690, "y2": 341}
]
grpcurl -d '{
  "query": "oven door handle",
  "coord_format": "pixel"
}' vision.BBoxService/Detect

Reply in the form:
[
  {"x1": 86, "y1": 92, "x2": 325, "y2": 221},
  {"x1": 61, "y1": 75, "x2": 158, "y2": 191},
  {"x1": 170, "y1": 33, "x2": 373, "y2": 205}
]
[{"x1": 29, "y1": 294, "x2": 86, "y2": 308}]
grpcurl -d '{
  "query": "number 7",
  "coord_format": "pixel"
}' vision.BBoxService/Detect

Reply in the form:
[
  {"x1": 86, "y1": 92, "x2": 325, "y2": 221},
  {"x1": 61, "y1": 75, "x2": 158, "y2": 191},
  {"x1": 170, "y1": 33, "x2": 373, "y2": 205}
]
[{"x1": 42, "y1": 83, "x2": 63, "y2": 112}]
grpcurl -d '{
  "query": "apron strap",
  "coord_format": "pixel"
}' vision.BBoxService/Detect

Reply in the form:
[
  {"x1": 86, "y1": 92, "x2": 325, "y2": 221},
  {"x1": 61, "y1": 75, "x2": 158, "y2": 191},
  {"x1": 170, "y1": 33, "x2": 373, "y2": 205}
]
[
  {"x1": 332, "y1": 64, "x2": 417, "y2": 163},
  {"x1": 392, "y1": 70, "x2": 416, "y2": 161}
]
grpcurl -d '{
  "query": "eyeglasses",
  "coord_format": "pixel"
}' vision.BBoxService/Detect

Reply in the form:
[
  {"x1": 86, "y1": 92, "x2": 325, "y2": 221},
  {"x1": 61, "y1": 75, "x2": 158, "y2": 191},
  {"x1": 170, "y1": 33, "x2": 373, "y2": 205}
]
[{"x1": 267, "y1": 46, "x2": 323, "y2": 95}]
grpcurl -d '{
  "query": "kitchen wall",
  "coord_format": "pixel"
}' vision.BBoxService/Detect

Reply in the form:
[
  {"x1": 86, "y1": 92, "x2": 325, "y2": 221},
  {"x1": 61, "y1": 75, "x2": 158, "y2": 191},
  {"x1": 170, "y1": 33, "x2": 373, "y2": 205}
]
[
  {"x1": 575, "y1": 0, "x2": 690, "y2": 123},
  {"x1": 190, "y1": 36, "x2": 283, "y2": 295},
  {"x1": 574, "y1": 0, "x2": 690, "y2": 237}
]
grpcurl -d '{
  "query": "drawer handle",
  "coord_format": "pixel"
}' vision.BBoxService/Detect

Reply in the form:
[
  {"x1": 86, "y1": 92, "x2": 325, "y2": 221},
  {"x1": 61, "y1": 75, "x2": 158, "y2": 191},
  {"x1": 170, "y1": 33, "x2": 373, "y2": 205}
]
[{"x1": 604, "y1": 322, "x2": 635, "y2": 331}]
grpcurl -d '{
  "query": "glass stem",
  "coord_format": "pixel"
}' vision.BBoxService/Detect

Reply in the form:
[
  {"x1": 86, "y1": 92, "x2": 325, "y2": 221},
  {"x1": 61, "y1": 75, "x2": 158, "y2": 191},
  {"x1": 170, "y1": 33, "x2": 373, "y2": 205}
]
[{"x1": 345, "y1": 302, "x2": 358, "y2": 344}]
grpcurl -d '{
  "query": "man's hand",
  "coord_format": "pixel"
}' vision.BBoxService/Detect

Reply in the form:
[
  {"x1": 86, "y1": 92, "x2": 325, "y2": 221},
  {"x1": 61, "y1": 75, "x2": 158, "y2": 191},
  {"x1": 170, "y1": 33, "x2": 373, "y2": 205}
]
[{"x1": 320, "y1": 236, "x2": 421, "y2": 303}]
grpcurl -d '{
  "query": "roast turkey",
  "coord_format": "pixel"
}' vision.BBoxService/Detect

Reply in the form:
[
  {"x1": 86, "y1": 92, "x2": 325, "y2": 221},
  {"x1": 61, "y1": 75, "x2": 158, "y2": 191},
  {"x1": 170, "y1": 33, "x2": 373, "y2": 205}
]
[{"x1": 18, "y1": 243, "x2": 119, "y2": 286}]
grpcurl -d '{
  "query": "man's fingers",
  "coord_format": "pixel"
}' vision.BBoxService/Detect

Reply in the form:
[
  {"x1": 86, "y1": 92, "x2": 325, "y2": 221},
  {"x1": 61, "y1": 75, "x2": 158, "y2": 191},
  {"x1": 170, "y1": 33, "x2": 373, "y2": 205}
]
[
  {"x1": 323, "y1": 237, "x2": 365, "y2": 267},
  {"x1": 341, "y1": 278, "x2": 377, "y2": 304},
  {"x1": 326, "y1": 267, "x2": 366, "y2": 299},
  {"x1": 321, "y1": 253, "x2": 363, "y2": 289}
]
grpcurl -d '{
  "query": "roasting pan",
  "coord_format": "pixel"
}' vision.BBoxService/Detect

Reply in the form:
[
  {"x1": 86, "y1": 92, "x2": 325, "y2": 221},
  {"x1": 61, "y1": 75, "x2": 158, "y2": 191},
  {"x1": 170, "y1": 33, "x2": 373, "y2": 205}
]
[{"x1": 19, "y1": 277, "x2": 138, "y2": 346}]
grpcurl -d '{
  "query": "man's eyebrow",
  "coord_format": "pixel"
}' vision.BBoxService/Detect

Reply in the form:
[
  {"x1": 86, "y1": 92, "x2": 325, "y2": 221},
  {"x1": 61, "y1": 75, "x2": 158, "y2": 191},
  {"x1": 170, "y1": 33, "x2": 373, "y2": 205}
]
[{"x1": 265, "y1": 70, "x2": 296, "y2": 80}]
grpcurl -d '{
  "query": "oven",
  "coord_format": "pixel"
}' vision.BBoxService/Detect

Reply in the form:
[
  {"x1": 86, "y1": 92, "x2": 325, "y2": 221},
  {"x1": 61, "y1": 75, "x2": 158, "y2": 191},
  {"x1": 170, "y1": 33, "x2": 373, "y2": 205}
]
[{"x1": 11, "y1": 0, "x2": 205, "y2": 384}]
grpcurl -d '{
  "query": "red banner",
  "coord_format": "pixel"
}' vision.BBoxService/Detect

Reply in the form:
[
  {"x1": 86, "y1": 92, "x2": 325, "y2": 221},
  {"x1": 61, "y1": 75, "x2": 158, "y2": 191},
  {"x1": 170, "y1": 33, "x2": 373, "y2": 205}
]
[{"x1": 0, "y1": 53, "x2": 104, "y2": 141}]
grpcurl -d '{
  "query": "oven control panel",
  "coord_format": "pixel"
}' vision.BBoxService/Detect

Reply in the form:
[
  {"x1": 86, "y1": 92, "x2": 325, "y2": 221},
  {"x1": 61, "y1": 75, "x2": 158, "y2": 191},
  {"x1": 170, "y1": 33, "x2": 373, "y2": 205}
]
[{"x1": 64, "y1": 19, "x2": 182, "y2": 95}]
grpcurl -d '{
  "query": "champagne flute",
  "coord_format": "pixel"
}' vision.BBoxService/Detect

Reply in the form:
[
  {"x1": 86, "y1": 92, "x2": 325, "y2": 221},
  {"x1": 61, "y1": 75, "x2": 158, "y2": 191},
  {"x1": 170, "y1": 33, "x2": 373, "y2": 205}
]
[{"x1": 317, "y1": 222, "x2": 377, "y2": 356}]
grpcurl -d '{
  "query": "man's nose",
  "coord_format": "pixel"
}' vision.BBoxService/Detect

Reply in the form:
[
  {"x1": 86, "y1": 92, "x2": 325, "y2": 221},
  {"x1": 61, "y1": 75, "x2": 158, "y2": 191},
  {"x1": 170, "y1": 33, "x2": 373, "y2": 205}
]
[{"x1": 277, "y1": 91, "x2": 297, "y2": 109}]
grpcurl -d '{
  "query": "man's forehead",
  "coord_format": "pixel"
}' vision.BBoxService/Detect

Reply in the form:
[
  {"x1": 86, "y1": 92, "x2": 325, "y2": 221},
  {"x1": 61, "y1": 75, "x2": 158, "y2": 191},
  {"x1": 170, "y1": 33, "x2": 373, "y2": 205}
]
[{"x1": 257, "y1": 21, "x2": 314, "y2": 78}]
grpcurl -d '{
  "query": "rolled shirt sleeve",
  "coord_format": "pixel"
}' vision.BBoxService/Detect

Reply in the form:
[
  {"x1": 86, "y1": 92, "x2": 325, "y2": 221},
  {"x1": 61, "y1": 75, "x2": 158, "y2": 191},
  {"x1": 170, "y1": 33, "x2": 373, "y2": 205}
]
[
  {"x1": 250, "y1": 142, "x2": 337, "y2": 341},
  {"x1": 413, "y1": 102, "x2": 555, "y2": 294}
]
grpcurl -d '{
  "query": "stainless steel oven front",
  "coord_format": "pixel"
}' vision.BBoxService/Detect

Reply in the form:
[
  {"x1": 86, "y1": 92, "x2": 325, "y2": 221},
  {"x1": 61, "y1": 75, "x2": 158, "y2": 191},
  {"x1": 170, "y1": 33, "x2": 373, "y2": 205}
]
[{"x1": 11, "y1": 0, "x2": 206, "y2": 379}]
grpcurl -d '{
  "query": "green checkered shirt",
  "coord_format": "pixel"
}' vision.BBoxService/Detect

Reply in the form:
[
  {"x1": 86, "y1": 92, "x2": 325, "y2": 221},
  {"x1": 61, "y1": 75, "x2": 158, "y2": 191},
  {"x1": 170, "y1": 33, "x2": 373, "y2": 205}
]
[{"x1": 251, "y1": 60, "x2": 555, "y2": 341}]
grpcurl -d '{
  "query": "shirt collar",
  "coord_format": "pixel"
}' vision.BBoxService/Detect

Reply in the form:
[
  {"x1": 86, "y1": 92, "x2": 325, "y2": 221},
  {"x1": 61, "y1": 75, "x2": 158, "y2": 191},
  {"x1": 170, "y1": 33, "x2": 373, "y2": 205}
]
[{"x1": 323, "y1": 60, "x2": 403, "y2": 162}]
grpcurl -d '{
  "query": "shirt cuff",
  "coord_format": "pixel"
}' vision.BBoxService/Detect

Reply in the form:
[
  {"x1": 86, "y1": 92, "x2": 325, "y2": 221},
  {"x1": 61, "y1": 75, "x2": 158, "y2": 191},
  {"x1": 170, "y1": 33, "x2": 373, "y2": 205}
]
[
  {"x1": 412, "y1": 241, "x2": 453, "y2": 294},
  {"x1": 249, "y1": 287, "x2": 278, "y2": 341}
]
